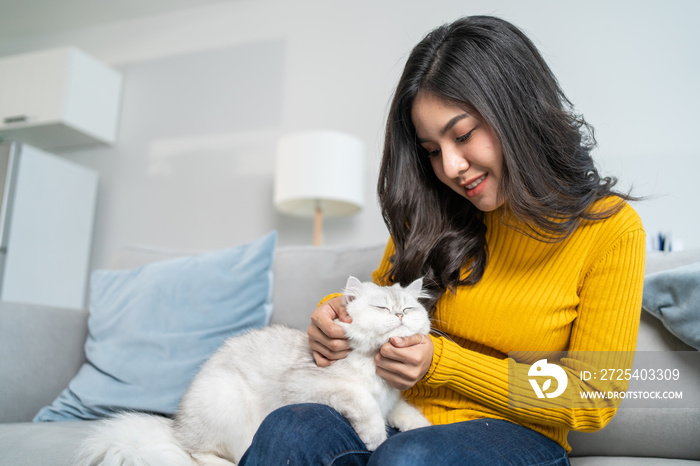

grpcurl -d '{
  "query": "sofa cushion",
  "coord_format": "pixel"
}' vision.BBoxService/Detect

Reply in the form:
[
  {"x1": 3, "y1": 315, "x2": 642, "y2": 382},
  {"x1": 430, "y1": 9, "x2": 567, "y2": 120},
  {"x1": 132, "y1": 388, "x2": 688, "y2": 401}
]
[
  {"x1": 570, "y1": 456, "x2": 700, "y2": 465},
  {"x1": 0, "y1": 302, "x2": 88, "y2": 423},
  {"x1": 33, "y1": 231, "x2": 276, "y2": 421},
  {"x1": 270, "y1": 243, "x2": 386, "y2": 330},
  {"x1": 0, "y1": 422, "x2": 97, "y2": 466}
]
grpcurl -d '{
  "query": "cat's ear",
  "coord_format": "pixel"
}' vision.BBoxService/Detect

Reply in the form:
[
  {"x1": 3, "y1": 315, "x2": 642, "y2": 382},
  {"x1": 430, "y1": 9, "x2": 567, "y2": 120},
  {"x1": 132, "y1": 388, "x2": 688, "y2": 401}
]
[
  {"x1": 406, "y1": 277, "x2": 424, "y2": 297},
  {"x1": 343, "y1": 276, "x2": 363, "y2": 304}
]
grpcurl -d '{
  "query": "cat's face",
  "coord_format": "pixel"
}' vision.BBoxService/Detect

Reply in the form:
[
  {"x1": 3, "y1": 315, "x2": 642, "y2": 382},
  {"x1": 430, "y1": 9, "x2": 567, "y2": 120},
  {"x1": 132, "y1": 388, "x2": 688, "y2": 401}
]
[{"x1": 338, "y1": 276, "x2": 431, "y2": 352}]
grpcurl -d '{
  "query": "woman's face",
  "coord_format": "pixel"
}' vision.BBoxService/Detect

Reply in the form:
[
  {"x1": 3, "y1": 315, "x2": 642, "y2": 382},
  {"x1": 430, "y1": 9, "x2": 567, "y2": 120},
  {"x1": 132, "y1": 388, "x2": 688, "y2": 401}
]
[{"x1": 411, "y1": 91, "x2": 504, "y2": 212}]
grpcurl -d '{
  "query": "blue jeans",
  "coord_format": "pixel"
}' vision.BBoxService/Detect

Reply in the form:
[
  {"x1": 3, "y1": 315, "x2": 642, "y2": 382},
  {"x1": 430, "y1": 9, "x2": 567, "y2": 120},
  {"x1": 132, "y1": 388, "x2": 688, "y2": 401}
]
[{"x1": 239, "y1": 403, "x2": 570, "y2": 465}]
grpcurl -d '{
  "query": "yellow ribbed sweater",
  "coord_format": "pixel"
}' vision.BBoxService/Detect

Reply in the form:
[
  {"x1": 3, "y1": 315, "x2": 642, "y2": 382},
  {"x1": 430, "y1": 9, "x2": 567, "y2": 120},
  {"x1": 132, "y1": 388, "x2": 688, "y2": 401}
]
[{"x1": 368, "y1": 199, "x2": 646, "y2": 452}]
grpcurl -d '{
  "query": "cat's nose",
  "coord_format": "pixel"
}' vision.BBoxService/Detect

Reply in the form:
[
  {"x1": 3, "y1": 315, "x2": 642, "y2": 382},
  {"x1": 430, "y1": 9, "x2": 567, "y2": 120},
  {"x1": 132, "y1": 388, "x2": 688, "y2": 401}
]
[{"x1": 395, "y1": 313, "x2": 404, "y2": 321}]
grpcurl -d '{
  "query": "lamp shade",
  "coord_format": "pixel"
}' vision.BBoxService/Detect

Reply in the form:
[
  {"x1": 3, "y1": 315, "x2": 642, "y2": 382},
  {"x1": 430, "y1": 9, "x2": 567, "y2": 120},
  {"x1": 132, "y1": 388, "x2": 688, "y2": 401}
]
[{"x1": 274, "y1": 131, "x2": 365, "y2": 217}]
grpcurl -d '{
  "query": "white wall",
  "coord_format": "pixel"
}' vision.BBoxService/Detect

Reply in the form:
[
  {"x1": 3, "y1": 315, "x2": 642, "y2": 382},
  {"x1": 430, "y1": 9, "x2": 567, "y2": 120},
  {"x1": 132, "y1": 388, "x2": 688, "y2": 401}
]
[{"x1": 1, "y1": 0, "x2": 698, "y2": 270}]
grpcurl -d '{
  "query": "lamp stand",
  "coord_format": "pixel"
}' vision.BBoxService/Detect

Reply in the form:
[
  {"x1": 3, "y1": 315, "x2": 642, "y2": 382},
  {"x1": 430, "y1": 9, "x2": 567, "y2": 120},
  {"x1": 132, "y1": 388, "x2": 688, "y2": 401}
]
[{"x1": 313, "y1": 201, "x2": 323, "y2": 247}]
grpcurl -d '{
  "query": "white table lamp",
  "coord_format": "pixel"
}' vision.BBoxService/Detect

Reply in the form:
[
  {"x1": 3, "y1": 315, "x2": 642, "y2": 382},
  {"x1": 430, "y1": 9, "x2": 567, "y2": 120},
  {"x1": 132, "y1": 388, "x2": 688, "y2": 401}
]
[{"x1": 274, "y1": 131, "x2": 365, "y2": 246}]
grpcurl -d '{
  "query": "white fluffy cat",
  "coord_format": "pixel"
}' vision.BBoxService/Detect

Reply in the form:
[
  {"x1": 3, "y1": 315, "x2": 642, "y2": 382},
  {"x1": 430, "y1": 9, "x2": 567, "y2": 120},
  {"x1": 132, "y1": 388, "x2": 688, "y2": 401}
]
[{"x1": 78, "y1": 276, "x2": 432, "y2": 466}]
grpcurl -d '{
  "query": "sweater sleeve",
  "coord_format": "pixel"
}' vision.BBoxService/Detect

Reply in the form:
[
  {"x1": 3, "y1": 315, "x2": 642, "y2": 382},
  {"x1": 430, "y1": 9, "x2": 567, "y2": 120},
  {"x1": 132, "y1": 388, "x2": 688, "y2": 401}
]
[{"x1": 420, "y1": 228, "x2": 646, "y2": 431}]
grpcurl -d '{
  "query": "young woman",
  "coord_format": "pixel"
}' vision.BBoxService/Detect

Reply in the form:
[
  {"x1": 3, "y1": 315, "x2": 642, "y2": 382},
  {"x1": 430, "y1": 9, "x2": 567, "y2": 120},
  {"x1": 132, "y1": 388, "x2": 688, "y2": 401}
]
[{"x1": 241, "y1": 15, "x2": 645, "y2": 465}]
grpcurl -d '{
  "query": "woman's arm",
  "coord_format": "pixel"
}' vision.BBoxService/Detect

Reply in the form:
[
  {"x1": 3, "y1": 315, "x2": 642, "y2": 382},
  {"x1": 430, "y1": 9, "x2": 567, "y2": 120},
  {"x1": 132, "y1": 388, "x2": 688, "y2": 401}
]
[{"x1": 417, "y1": 228, "x2": 646, "y2": 431}]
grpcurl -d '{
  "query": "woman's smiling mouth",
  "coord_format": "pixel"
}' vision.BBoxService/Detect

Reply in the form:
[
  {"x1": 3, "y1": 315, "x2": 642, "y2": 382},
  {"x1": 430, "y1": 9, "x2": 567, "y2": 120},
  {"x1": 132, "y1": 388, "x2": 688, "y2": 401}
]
[{"x1": 462, "y1": 174, "x2": 486, "y2": 190}]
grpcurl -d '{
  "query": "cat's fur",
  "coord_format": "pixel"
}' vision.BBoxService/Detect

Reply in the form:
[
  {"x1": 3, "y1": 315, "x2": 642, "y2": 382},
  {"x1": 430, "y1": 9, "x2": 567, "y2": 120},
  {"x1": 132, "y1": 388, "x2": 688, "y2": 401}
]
[{"x1": 78, "y1": 276, "x2": 432, "y2": 466}]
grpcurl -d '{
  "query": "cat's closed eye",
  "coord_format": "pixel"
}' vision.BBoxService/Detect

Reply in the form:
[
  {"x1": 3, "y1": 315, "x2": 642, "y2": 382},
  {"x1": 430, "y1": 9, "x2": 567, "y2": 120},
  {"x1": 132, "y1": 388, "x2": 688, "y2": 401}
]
[{"x1": 372, "y1": 305, "x2": 391, "y2": 312}]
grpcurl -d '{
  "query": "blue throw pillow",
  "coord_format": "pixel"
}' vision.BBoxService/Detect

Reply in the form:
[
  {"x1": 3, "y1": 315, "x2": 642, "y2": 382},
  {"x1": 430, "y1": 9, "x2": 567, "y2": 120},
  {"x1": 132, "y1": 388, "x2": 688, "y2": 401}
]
[
  {"x1": 642, "y1": 261, "x2": 700, "y2": 350},
  {"x1": 34, "y1": 231, "x2": 277, "y2": 421}
]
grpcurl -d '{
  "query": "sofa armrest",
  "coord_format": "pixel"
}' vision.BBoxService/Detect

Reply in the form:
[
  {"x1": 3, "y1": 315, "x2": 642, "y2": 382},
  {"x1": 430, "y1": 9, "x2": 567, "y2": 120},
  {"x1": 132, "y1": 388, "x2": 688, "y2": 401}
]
[{"x1": 0, "y1": 301, "x2": 88, "y2": 423}]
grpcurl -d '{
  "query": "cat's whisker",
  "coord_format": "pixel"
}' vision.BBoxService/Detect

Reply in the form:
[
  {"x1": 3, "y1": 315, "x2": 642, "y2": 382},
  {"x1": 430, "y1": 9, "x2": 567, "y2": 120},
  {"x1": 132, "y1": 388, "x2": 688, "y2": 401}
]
[
  {"x1": 430, "y1": 318, "x2": 449, "y2": 326},
  {"x1": 429, "y1": 318, "x2": 453, "y2": 333},
  {"x1": 429, "y1": 327, "x2": 458, "y2": 345}
]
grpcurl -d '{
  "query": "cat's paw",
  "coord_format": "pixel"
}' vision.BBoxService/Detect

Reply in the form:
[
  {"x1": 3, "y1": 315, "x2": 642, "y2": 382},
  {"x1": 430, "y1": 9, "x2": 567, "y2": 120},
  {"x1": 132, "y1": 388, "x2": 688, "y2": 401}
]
[
  {"x1": 359, "y1": 429, "x2": 387, "y2": 452},
  {"x1": 354, "y1": 417, "x2": 387, "y2": 451},
  {"x1": 393, "y1": 413, "x2": 431, "y2": 431},
  {"x1": 387, "y1": 403, "x2": 431, "y2": 432}
]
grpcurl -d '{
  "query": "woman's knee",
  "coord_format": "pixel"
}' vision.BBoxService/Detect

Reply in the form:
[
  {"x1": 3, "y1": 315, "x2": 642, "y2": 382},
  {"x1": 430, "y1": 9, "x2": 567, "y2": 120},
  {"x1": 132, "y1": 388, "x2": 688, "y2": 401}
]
[
  {"x1": 260, "y1": 403, "x2": 326, "y2": 426},
  {"x1": 368, "y1": 428, "x2": 434, "y2": 466},
  {"x1": 255, "y1": 403, "x2": 332, "y2": 441},
  {"x1": 240, "y1": 404, "x2": 341, "y2": 465},
  {"x1": 241, "y1": 403, "x2": 370, "y2": 466}
]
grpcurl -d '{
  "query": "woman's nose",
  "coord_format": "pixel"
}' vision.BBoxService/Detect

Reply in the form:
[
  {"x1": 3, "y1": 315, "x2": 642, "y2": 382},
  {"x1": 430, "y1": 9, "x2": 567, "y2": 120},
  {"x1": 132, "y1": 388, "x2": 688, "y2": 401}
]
[{"x1": 441, "y1": 148, "x2": 469, "y2": 178}]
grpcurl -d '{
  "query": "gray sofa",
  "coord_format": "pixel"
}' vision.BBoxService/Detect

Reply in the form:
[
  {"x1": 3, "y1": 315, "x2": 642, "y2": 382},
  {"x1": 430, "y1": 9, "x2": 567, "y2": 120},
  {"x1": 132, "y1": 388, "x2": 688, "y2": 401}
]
[{"x1": 1, "y1": 243, "x2": 699, "y2": 465}]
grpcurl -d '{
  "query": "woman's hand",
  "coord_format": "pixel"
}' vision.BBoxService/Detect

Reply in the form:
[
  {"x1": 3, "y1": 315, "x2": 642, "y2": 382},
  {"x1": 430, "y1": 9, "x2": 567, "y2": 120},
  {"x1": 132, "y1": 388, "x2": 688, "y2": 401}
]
[
  {"x1": 375, "y1": 334, "x2": 434, "y2": 391},
  {"x1": 308, "y1": 295, "x2": 352, "y2": 366}
]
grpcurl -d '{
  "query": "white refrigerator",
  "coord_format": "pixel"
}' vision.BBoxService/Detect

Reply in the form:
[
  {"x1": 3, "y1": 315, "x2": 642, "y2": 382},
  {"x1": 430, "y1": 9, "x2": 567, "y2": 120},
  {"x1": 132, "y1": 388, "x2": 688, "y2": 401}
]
[{"x1": 0, "y1": 141, "x2": 98, "y2": 309}]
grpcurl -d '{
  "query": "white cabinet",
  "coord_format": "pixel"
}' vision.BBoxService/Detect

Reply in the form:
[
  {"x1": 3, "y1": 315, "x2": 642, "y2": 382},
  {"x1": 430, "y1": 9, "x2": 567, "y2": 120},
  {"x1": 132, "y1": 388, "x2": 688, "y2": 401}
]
[
  {"x1": 0, "y1": 47, "x2": 123, "y2": 151},
  {"x1": 0, "y1": 141, "x2": 98, "y2": 309}
]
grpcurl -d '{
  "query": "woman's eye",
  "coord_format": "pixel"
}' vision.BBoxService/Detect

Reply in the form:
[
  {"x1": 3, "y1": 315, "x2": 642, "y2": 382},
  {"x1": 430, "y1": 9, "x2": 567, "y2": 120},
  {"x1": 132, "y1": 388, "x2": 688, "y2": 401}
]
[
  {"x1": 456, "y1": 129, "x2": 475, "y2": 143},
  {"x1": 421, "y1": 146, "x2": 439, "y2": 158}
]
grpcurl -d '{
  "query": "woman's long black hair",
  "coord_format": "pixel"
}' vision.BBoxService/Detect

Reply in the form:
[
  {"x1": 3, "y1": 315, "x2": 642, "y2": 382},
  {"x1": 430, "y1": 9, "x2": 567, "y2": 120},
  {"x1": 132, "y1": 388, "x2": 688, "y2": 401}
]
[{"x1": 378, "y1": 15, "x2": 633, "y2": 309}]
